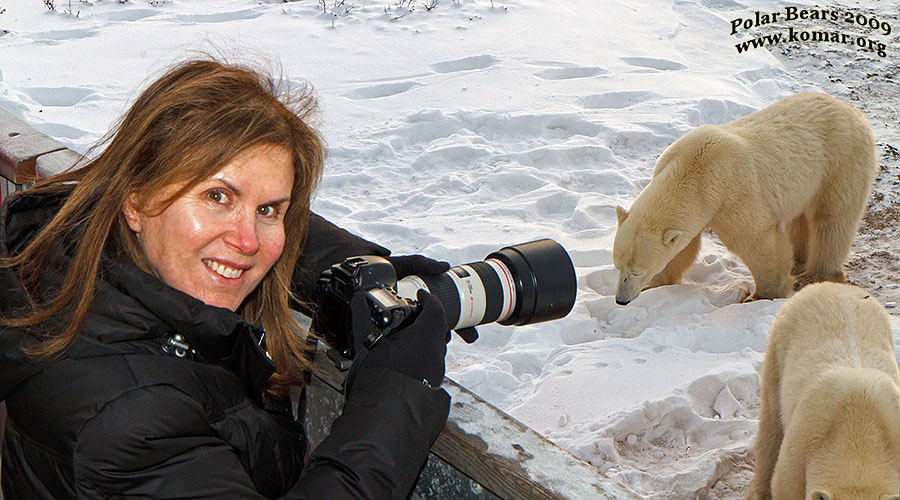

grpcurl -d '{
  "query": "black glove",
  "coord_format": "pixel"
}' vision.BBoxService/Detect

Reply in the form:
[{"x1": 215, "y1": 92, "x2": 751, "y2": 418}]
[
  {"x1": 345, "y1": 289, "x2": 449, "y2": 392},
  {"x1": 386, "y1": 254, "x2": 450, "y2": 278},
  {"x1": 386, "y1": 254, "x2": 479, "y2": 344}
]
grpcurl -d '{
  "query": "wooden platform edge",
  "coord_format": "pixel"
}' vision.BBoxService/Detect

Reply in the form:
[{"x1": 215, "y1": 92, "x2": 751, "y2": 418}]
[{"x1": 0, "y1": 107, "x2": 77, "y2": 184}]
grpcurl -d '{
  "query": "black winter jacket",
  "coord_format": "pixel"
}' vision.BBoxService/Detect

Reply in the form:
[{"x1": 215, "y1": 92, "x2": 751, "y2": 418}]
[{"x1": 0, "y1": 190, "x2": 450, "y2": 499}]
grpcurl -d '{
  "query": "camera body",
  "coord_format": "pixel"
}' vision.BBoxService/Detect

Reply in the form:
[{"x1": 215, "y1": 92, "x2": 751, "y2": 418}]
[
  {"x1": 315, "y1": 255, "x2": 417, "y2": 359},
  {"x1": 314, "y1": 239, "x2": 577, "y2": 361}
]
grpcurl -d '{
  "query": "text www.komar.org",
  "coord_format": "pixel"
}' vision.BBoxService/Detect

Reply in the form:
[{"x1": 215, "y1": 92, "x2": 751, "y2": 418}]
[{"x1": 730, "y1": 6, "x2": 892, "y2": 58}]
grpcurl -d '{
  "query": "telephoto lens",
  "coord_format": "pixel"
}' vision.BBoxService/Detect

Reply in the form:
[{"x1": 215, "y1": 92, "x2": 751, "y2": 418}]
[{"x1": 395, "y1": 239, "x2": 576, "y2": 330}]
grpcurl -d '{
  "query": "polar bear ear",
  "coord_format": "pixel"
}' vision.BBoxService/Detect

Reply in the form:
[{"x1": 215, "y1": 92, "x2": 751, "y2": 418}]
[
  {"x1": 615, "y1": 205, "x2": 629, "y2": 225},
  {"x1": 662, "y1": 229, "x2": 683, "y2": 247},
  {"x1": 810, "y1": 491, "x2": 831, "y2": 500}
]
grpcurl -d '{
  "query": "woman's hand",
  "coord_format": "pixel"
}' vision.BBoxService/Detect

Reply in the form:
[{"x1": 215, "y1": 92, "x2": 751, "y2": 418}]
[
  {"x1": 385, "y1": 254, "x2": 450, "y2": 278},
  {"x1": 346, "y1": 289, "x2": 449, "y2": 391}
]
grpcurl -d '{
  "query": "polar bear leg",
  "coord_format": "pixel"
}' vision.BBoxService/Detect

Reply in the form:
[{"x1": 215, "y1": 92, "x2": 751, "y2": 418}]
[
  {"x1": 740, "y1": 229, "x2": 793, "y2": 300},
  {"x1": 770, "y1": 428, "x2": 808, "y2": 500},
  {"x1": 788, "y1": 214, "x2": 808, "y2": 277},
  {"x1": 793, "y1": 209, "x2": 851, "y2": 291}
]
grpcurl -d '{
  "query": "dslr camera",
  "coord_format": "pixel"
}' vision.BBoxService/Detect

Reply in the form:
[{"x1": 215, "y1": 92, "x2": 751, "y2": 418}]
[{"x1": 314, "y1": 239, "x2": 577, "y2": 361}]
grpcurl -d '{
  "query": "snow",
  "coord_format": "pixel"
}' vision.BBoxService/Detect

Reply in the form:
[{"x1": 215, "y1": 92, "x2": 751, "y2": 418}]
[{"x1": 2, "y1": 1, "x2": 899, "y2": 497}]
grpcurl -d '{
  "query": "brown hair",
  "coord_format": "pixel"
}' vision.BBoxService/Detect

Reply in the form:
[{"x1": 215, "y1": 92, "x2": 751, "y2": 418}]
[{"x1": 1, "y1": 59, "x2": 324, "y2": 395}]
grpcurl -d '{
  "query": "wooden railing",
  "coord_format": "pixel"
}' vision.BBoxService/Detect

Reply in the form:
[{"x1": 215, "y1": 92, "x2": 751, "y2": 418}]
[
  {"x1": 1, "y1": 106, "x2": 83, "y2": 199},
  {"x1": 0, "y1": 107, "x2": 642, "y2": 500}
]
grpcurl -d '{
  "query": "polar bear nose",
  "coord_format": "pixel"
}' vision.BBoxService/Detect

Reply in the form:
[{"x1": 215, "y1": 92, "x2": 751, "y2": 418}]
[{"x1": 615, "y1": 298, "x2": 631, "y2": 306}]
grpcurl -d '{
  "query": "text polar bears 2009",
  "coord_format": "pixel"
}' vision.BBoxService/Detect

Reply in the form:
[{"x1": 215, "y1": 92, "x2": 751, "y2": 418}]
[{"x1": 729, "y1": 7, "x2": 892, "y2": 58}]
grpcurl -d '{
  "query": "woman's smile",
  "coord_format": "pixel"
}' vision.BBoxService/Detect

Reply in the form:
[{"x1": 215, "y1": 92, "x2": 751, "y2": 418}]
[{"x1": 203, "y1": 259, "x2": 248, "y2": 280}]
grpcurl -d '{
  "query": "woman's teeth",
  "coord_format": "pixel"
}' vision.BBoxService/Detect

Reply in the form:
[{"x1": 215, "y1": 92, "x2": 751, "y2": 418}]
[{"x1": 203, "y1": 259, "x2": 244, "y2": 279}]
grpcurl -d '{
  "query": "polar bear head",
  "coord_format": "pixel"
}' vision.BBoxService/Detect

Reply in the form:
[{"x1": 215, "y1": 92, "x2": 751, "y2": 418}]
[
  {"x1": 612, "y1": 204, "x2": 686, "y2": 305},
  {"x1": 806, "y1": 451, "x2": 900, "y2": 500}
]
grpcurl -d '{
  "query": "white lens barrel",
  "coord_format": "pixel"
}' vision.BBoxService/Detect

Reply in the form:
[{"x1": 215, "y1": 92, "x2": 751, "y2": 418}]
[
  {"x1": 395, "y1": 259, "x2": 516, "y2": 330},
  {"x1": 395, "y1": 275, "x2": 428, "y2": 300}
]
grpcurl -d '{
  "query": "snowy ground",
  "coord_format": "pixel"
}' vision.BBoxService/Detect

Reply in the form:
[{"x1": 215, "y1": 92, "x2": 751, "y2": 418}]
[{"x1": 1, "y1": 1, "x2": 899, "y2": 498}]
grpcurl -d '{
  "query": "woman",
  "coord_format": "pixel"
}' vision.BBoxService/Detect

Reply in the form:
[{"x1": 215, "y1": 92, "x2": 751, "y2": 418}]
[{"x1": 0, "y1": 59, "x2": 451, "y2": 499}]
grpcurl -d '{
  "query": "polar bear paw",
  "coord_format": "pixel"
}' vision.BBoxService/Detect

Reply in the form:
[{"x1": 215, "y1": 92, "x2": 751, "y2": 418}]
[{"x1": 742, "y1": 293, "x2": 778, "y2": 303}]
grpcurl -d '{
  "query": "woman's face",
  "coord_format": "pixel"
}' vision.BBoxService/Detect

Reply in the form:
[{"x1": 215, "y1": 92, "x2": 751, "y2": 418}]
[{"x1": 124, "y1": 143, "x2": 294, "y2": 311}]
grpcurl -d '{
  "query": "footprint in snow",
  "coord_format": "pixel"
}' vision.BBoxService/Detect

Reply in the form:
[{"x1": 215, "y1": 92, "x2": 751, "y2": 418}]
[
  {"x1": 174, "y1": 9, "x2": 264, "y2": 24},
  {"x1": 100, "y1": 8, "x2": 160, "y2": 22},
  {"x1": 33, "y1": 28, "x2": 99, "y2": 42},
  {"x1": 430, "y1": 55, "x2": 497, "y2": 74},
  {"x1": 620, "y1": 56, "x2": 687, "y2": 71},
  {"x1": 20, "y1": 87, "x2": 95, "y2": 107},
  {"x1": 344, "y1": 81, "x2": 419, "y2": 100},
  {"x1": 534, "y1": 66, "x2": 608, "y2": 80}
]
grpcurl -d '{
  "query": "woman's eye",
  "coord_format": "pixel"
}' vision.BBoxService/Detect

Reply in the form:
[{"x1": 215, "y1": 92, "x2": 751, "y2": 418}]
[
  {"x1": 207, "y1": 189, "x2": 230, "y2": 204},
  {"x1": 257, "y1": 205, "x2": 276, "y2": 217}
]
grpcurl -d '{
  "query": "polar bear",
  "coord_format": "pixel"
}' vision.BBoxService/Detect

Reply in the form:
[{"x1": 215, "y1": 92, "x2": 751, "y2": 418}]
[
  {"x1": 613, "y1": 93, "x2": 876, "y2": 305},
  {"x1": 747, "y1": 282, "x2": 900, "y2": 500}
]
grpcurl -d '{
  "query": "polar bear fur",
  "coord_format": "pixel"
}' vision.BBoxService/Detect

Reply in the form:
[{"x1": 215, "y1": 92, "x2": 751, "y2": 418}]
[
  {"x1": 747, "y1": 282, "x2": 900, "y2": 500},
  {"x1": 613, "y1": 93, "x2": 876, "y2": 305}
]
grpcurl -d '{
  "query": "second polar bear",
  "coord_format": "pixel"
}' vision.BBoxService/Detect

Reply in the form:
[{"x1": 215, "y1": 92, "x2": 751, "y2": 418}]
[
  {"x1": 747, "y1": 282, "x2": 900, "y2": 500},
  {"x1": 613, "y1": 92, "x2": 876, "y2": 305}
]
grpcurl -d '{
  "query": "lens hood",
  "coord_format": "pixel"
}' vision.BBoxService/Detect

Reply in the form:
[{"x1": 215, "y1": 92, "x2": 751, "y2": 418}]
[{"x1": 488, "y1": 239, "x2": 576, "y2": 326}]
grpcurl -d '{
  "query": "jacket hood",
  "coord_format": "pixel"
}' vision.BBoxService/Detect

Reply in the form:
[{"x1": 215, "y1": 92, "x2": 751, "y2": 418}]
[
  {"x1": 0, "y1": 187, "x2": 70, "y2": 259},
  {"x1": 1, "y1": 188, "x2": 276, "y2": 402},
  {"x1": 0, "y1": 190, "x2": 64, "y2": 399}
]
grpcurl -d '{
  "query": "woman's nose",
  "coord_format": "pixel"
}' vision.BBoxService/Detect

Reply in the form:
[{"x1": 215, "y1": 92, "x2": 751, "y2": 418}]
[{"x1": 224, "y1": 211, "x2": 260, "y2": 255}]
